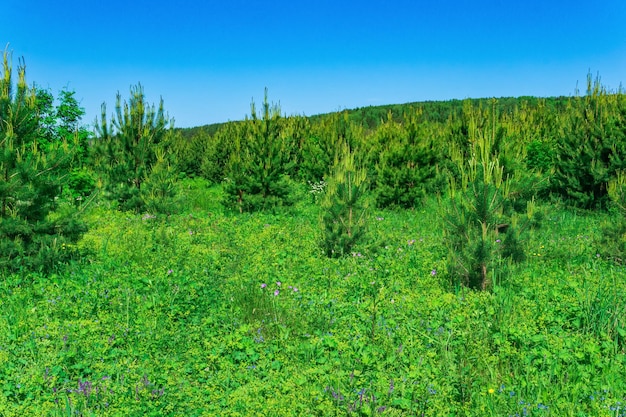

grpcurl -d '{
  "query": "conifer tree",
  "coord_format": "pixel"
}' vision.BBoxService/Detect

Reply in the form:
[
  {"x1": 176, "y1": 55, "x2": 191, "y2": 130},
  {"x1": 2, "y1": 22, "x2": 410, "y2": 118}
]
[
  {"x1": 0, "y1": 49, "x2": 84, "y2": 272},
  {"x1": 301, "y1": 112, "x2": 363, "y2": 183},
  {"x1": 223, "y1": 90, "x2": 294, "y2": 212},
  {"x1": 440, "y1": 100, "x2": 534, "y2": 290},
  {"x1": 374, "y1": 110, "x2": 442, "y2": 208},
  {"x1": 320, "y1": 141, "x2": 369, "y2": 257},
  {"x1": 553, "y1": 75, "x2": 626, "y2": 208},
  {"x1": 200, "y1": 122, "x2": 239, "y2": 184},
  {"x1": 95, "y1": 84, "x2": 175, "y2": 212}
]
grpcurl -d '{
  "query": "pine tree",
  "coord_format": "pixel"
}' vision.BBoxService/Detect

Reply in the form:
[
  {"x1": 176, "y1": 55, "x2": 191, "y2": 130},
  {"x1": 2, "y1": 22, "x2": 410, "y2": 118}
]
[
  {"x1": 553, "y1": 75, "x2": 626, "y2": 208},
  {"x1": 440, "y1": 99, "x2": 534, "y2": 290},
  {"x1": 223, "y1": 89, "x2": 294, "y2": 212},
  {"x1": 374, "y1": 110, "x2": 442, "y2": 208},
  {"x1": 320, "y1": 141, "x2": 369, "y2": 257},
  {"x1": 0, "y1": 49, "x2": 84, "y2": 272},
  {"x1": 300, "y1": 112, "x2": 364, "y2": 184},
  {"x1": 95, "y1": 84, "x2": 175, "y2": 212}
]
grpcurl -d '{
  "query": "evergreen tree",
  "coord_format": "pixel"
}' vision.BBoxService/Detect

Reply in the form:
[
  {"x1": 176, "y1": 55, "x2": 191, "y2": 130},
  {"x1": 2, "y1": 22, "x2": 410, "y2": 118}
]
[
  {"x1": 301, "y1": 112, "x2": 364, "y2": 183},
  {"x1": 553, "y1": 75, "x2": 626, "y2": 208},
  {"x1": 223, "y1": 90, "x2": 294, "y2": 212},
  {"x1": 374, "y1": 110, "x2": 442, "y2": 208},
  {"x1": 320, "y1": 141, "x2": 369, "y2": 257},
  {"x1": 0, "y1": 49, "x2": 84, "y2": 272},
  {"x1": 200, "y1": 122, "x2": 239, "y2": 184},
  {"x1": 440, "y1": 100, "x2": 535, "y2": 290},
  {"x1": 95, "y1": 83, "x2": 175, "y2": 212}
]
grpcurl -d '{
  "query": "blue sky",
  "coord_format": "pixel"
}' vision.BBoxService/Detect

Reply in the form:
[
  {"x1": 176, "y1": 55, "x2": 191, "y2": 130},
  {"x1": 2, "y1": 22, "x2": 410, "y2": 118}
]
[{"x1": 3, "y1": 0, "x2": 626, "y2": 128}]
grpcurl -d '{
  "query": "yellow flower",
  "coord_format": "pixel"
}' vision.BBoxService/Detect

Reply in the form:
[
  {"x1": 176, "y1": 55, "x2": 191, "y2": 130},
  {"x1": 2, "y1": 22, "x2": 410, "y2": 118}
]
[{"x1": 488, "y1": 388, "x2": 495, "y2": 394}]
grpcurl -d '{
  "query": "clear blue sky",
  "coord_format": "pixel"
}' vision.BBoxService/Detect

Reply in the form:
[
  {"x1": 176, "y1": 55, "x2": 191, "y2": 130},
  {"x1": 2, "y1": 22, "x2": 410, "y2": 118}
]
[{"x1": 3, "y1": 0, "x2": 626, "y2": 128}]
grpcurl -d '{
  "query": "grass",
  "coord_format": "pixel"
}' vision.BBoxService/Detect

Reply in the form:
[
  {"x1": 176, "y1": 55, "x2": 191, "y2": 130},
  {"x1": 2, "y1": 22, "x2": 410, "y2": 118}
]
[{"x1": 0, "y1": 179, "x2": 625, "y2": 416}]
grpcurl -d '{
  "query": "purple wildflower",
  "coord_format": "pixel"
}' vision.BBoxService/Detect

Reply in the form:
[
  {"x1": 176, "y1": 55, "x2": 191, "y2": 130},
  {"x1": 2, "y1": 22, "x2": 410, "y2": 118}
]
[
  {"x1": 274, "y1": 289, "x2": 279, "y2": 296},
  {"x1": 431, "y1": 269, "x2": 437, "y2": 276},
  {"x1": 260, "y1": 283, "x2": 267, "y2": 289}
]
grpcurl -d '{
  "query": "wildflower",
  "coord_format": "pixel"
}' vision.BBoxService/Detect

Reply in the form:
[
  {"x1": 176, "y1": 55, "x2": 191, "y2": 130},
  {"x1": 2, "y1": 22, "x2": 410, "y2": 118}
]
[
  {"x1": 431, "y1": 269, "x2": 437, "y2": 276},
  {"x1": 274, "y1": 289, "x2": 279, "y2": 296},
  {"x1": 408, "y1": 239, "x2": 416, "y2": 245},
  {"x1": 496, "y1": 239, "x2": 501, "y2": 243},
  {"x1": 167, "y1": 269, "x2": 173, "y2": 275},
  {"x1": 488, "y1": 388, "x2": 495, "y2": 394},
  {"x1": 293, "y1": 287, "x2": 299, "y2": 292},
  {"x1": 376, "y1": 216, "x2": 384, "y2": 221},
  {"x1": 276, "y1": 281, "x2": 281, "y2": 286},
  {"x1": 260, "y1": 283, "x2": 267, "y2": 289}
]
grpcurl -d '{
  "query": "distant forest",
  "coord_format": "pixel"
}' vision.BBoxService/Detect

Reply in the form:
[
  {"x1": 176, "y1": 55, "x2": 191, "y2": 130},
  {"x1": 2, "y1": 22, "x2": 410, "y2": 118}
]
[{"x1": 177, "y1": 96, "x2": 573, "y2": 138}]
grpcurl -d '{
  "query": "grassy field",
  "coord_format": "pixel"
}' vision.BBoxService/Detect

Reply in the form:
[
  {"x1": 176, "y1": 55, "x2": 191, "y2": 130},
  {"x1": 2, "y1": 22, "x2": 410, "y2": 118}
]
[{"x1": 1, "y1": 178, "x2": 625, "y2": 416}]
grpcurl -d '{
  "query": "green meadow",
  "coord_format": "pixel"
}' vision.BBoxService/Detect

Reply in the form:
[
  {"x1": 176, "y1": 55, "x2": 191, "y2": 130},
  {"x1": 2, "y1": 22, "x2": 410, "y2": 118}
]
[
  {"x1": 1, "y1": 50, "x2": 626, "y2": 415},
  {"x1": 1, "y1": 180, "x2": 625, "y2": 416}
]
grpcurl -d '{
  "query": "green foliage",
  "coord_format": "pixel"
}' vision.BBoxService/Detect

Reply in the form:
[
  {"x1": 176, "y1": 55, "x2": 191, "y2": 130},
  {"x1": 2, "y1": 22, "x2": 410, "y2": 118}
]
[
  {"x1": 526, "y1": 139, "x2": 555, "y2": 173},
  {"x1": 6, "y1": 59, "x2": 626, "y2": 415},
  {"x1": 95, "y1": 83, "x2": 176, "y2": 212},
  {"x1": 440, "y1": 101, "x2": 533, "y2": 290},
  {"x1": 300, "y1": 111, "x2": 364, "y2": 183},
  {"x1": 320, "y1": 142, "x2": 369, "y2": 257},
  {"x1": 374, "y1": 110, "x2": 443, "y2": 209},
  {"x1": 141, "y1": 148, "x2": 177, "y2": 214},
  {"x1": 1, "y1": 178, "x2": 626, "y2": 415},
  {"x1": 199, "y1": 122, "x2": 238, "y2": 184},
  {"x1": 170, "y1": 128, "x2": 214, "y2": 179},
  {"x1": 0, "y1": 49, "x2": 85, "y2": 273},
  {"x1": 600, "y1": 171, "x2": 626, "y2": 263},
  {"x1": 553, "y1": 75, "x2": 626, "y2": 208},
  {"x1": 223, "y1": 90, "x2": 295, "y2": 212}
]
